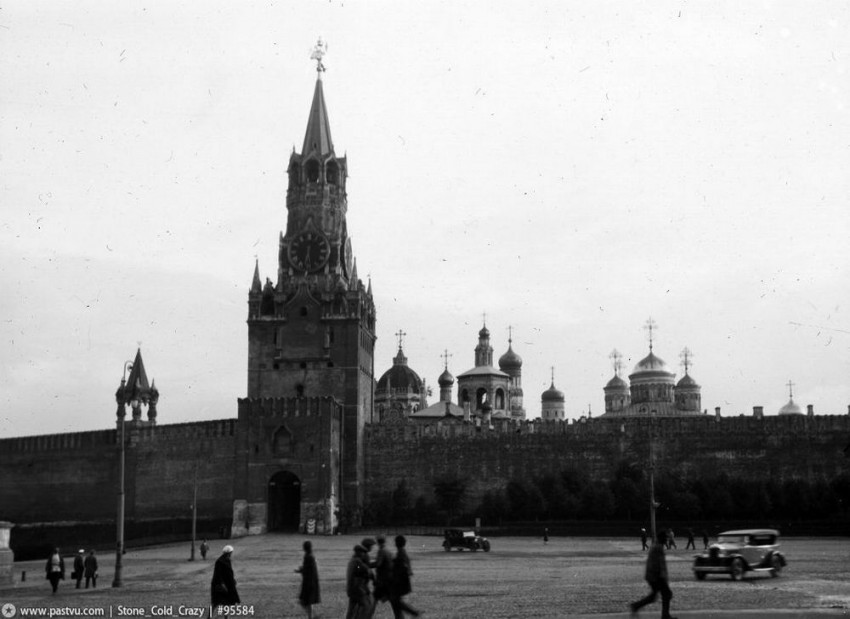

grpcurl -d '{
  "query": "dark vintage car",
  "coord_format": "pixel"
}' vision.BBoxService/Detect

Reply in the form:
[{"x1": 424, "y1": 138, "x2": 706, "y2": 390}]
[
  {"x1": 442, "y1": 528, "x2": 491, "y2": 552},
  {"x1": 692, "y1": 529, "x2": 786, "y2": 580}
]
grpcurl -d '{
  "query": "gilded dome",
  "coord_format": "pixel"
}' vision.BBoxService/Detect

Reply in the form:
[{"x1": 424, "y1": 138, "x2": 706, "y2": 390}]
[
  {"x1": 542, "y1": 381, "x2": 565, "y2": 403},
  {"x1": 498, "y1": 345, "x2": 522, "y2": 371},
  {"x1": 676, "y1": 374, "x2": 700, "y2": 389},
  {"x1": 605, "y1": 374, "x2": 629, "y2": 391},
  {"x1": 778, "y1": 398, "x2": 802, "y2": 415},
  {"x1": 633, "y1": 352, "x2": 669, "y2": 374}
]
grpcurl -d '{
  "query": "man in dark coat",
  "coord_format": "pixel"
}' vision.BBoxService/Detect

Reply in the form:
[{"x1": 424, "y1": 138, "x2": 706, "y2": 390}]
[
  {"x1": 211, "y1": 545, "x2": 240, "y2": 608},
  {"x1": 296, "y1": 540, "x2": 320, "y2": 618},
  {"x1": 73, "y1": 549, "x2": 85, "y2": 589},
  {"x1": 372, "y1": 535, "x2": 393, "y2": 606},
  {"x1": 629, "y1": 531, "x2": 676, "y2": 618},
  {"x1": 84, "y1": 550, "x2": 98, "y2": 588},
  {"x1": 345, "y1": 545, "x2": 373, "y2": 619},
  {"x1": 685, "y1": 528, "x2": 696, "y2": 550},
  {"x1": 640, "y1": 528, "x2": 648, "y2": 551},
  {"x1": 45, "y1": 547, "x2": 65, "y2": 594},
  {"x1": 390, "y1": 535, "x2": 420, "y2": 618}
]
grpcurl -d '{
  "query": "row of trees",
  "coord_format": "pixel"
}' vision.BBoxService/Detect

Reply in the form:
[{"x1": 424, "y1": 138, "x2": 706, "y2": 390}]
[{"x1": 363, "y1": 465, "x2": 850, "y2": 526}]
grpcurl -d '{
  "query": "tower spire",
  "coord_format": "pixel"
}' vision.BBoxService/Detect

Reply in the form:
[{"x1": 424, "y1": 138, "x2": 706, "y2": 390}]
[{"x1": 302, "y1": 38, "x2": 334, "y2": 158}]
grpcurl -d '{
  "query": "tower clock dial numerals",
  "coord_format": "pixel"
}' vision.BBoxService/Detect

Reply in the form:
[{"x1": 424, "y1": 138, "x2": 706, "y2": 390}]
[{"x1": 288, "y1": 232, "x2": 330, "y2": 272}]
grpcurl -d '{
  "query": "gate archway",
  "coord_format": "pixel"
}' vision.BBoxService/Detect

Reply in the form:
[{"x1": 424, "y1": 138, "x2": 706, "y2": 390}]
[{"x1": 268, "y1": 471, "x2": 301, "y2": 531}]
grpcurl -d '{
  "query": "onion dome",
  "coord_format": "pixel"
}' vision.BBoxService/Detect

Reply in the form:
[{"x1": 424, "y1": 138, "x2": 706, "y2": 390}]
[
  {"x1": 778, "y1": 398, "x2": 802, "y2": 415},
  {"x1": 605, "y1": 374, "x2": 628, "y2": 390},
  {"x1": 542, "y1": 381, "x2": 565, "y2": 403},
  {"x1": 479, "y1": 324, "x2": 490, "y2": 339},
  {"x1": 438, "y1": 368, "x2": 455, "y2": 387},
  {"x1": 498, "y1": 344, "x2": 523, "y2": 372},
  {"x1": 376, "y1": 347, "x2": 423, "y2": 394}
]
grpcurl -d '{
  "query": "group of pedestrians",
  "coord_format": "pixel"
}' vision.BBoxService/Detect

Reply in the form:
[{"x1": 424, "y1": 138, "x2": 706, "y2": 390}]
[
  {"x1": 640, "y1": 527, "x2": 710, "y2": 551},
  {"x1": 44, "y1": 548, "x2": 98, "y2": 593},
  {"x1": 343, "y1": 535, "x2": 420, "y2": 619},
  {"x1": 209, "y1": 535, "x2": 421, "y2": 618}
]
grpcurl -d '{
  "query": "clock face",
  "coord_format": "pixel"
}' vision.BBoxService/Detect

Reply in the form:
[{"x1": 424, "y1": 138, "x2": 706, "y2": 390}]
[
  {"x1": 288, "y1": 232, "x2": 330, "y2": 272},
  {"x1": 343, "y1": 237, "x2": 353, "y2": 277}
]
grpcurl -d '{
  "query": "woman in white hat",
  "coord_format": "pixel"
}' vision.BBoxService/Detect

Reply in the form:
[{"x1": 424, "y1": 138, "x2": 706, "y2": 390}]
[{"x1": 211, "y1": 545, "x2": 240, "y2": 608}]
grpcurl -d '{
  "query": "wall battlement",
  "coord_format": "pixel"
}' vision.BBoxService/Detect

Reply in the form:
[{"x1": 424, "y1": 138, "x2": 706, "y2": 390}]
[
  {"x1": 366, "y1": 413, "x2": 850, "y2": 443},
  {"x1": 0, "y1": 429, "x2": 115, "y2": 453}
]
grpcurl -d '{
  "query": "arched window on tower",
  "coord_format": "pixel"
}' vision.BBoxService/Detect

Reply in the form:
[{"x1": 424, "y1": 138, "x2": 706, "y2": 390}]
[
  {"x1": 305, "y1": 159, "x2": 320, "y2": 183},
  {"x1": 326, "y1": 160, "x2": 339, "y2": 185},
  {"x1": 476, "y1": 388, "x2": 487, "y2": 409},
  {"x1": 495, "y1": 389, "x2": 505, "y2": 410}
]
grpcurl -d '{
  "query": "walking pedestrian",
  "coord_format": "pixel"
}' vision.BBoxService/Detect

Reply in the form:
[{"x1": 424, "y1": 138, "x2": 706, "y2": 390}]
[
  {"x1": 629, "y1": 530, "x2": 677, "y2": 619},
  {"x1": 390, "y1": 535, "x2": 421, "y2": 618},
  {"x1": 345, "y1": 544, "x2": 373, "y2": 619},
  {"x1": 296, "y1": 540, "x2": 320, "y2": 619},
  {"x1": 373, "y1": 535, "x2": 393, "y2": 608},
  {"x1": 640, "y1": 528, "x2": 648, "y2": 551},
  {"x1": 543, "y1": 528, "x2": 549, "y2": 545},
  {"x1": 200, "y1": 539, "x2": 209, "y2": 560},
  {"x1": 702, "y1": 530, "x2": 709, "y2": 550},
  {"x1": 84, "y1": 550, "x2": 98, "y2": 588},
  {"x1": 666, "y1": 529, "x2": 676, "y2": 550},
  {"x1": 211, "y1": 545, "x2": 240, "y2": 609},
  {"x1": 685, "y1": 528, "x2": 695, "y2": 550},
  {"x1": 73, "y1": 549, "x2": 85, "y2": 589},
  {"x1": 45, "y1": 547, "x2": 65, "y2": 594}
]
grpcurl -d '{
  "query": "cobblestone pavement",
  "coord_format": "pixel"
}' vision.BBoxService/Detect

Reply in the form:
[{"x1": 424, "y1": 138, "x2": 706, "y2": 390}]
[{"x1": 1, "y1": 535, "x2": 848, "y2": 618}]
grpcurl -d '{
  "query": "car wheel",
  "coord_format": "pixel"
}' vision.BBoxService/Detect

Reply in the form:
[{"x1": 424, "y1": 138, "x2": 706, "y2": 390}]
[
  {"x1": 483, "y1": 540, "x2": 491, "y2": 552},
  {"x1": 730, "y1": 558, "x2": 744, "y2": 581},
  {"x1": 695, "y1": 571, "x2": 706, "y2": 581},
  {"x1": 770, "y1": 555, "x2": 782, "y2": 577}
]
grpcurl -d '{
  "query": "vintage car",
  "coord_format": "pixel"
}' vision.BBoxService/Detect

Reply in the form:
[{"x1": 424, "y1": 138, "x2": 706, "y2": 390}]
[
  {"x1": 442, "y1": 528, "x2": 491, "y2": 552},
  {"x1": 692, "y1": 529, "x2": 786, "y2": 580}
]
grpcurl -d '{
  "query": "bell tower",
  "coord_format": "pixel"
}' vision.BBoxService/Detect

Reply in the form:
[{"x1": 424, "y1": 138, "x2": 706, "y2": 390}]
[{"x1": 240, "y1": 40, "x2": 376, "y2": 533}]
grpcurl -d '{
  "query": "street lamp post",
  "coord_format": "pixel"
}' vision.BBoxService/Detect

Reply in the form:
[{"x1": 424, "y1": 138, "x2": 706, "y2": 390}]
[
  {"x1": 648, "y1": 410, "x2": 659, "y2": 543},
  {"x1": 112, "y1": 360, "x2": 133, "y2": 588},
  {"x1": 189, "y1": 463, "x2": 198, "y2": 561}
]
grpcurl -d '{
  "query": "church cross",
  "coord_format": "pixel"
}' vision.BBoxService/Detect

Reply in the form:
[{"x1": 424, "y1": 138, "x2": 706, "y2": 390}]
[
  {"x1": 787, "y1": 380, "x2": 795, "y2": 398},
  {"x1": 441, "y1": 349, "x2": 453, "y2": 370},
  {"x1": 395, "y1": 329, "x2": 407, "y2": 350},
  {"x1": 609, "y1": 349, "x2": 623, "y2": 376},
  {"x1": 644, "y1": 317, "x2": 658, "y2": 352},
  {"x1": 507, "y1": 325, "x2": 513, "y2": 344},
  {"x1": 550, "y1": 366, "x2": 555, "y2": 385},
  {"x1": 680, "y1": 347, "x2": 693, "y2": 374},
  {"x1": 482, "y1": 311, "x2": 487, "y2": 327}
]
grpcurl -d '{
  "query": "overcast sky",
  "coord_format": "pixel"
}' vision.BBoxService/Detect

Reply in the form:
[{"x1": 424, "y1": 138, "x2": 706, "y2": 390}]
[{"x1": 1, "y1": 2, "x2": 848, "y2": 437}]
